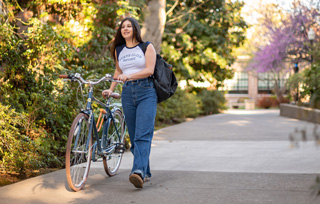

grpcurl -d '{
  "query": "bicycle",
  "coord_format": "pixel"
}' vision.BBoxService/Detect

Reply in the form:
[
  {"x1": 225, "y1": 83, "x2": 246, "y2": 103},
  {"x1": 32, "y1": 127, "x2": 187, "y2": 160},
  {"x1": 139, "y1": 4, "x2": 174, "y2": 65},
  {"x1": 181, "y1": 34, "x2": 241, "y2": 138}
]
[{"x1": 59, "y1": 73, "x2": 126, "y2": 192}]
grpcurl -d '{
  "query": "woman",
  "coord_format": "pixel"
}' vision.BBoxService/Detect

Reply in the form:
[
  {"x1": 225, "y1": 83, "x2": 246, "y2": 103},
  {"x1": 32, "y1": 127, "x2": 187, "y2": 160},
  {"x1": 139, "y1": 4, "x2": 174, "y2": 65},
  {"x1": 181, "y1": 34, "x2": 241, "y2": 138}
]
[{"x1": 102, "y1": 17, "x2": 157, "y2": 189}]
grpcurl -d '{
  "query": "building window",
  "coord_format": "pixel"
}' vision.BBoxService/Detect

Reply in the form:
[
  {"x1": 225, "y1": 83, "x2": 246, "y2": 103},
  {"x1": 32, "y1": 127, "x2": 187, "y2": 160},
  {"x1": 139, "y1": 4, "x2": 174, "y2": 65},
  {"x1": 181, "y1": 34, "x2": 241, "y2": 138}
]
[
  {"x1": 258, "y1": 72, "x2": 287, "y2": 94},
  {"x1": 220, "y1": 72, "x2": 248, "y2": 94}
]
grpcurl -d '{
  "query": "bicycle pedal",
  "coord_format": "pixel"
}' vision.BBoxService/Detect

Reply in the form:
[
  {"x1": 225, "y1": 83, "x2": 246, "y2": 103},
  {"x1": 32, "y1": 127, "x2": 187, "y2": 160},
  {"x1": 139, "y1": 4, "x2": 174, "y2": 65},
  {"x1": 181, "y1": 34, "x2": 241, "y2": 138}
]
[{"x1": 114, "y1": 143, "x2": 126, "y2": 154}]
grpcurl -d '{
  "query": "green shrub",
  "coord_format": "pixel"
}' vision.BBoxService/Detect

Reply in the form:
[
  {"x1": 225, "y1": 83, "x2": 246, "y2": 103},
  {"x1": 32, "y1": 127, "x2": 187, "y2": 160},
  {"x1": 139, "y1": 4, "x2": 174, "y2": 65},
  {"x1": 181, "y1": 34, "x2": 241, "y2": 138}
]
[
  {"x1": 156, "y1": 87, "x2": 201, "y2": 124},
  {"x1": 0, "y1": 18, "x2": 76, "y2": 168},
  {"x1": 301, "y1": 64, "x2": 320, "y2": 109},
  {"x1": 287, "y1": 64, "x2": 320, "y2": 109},
  {"x1": 0, "y1": 104, "x2": 60, "y2": 176},
  {"x1": 0, "y1": 1, "x2": 137, "y2": 176},
  {"x1": 155, "y1": 88, "x2": 228, "y2": 125},
  {"x1": 197, "y1": 89, "x2": 227, "y2": 115}
]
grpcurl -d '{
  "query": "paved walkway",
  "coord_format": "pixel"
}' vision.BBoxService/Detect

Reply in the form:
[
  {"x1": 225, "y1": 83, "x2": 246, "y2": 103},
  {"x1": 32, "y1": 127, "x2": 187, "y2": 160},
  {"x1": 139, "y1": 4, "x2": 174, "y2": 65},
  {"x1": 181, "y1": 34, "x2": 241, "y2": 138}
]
[{"x1": 1, "y1": 109, "x2": 320, "y2": 204}]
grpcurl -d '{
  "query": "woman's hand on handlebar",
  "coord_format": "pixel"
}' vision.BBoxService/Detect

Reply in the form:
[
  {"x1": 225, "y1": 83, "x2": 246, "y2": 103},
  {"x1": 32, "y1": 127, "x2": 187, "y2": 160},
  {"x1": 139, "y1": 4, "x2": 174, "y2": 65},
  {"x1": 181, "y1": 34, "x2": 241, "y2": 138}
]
[
  {"x1": 102, "y1": 89, "x2": 113, "y2": 98},
  {"x1": 117, "y1": 74, "x2": 131, "y2": 82}
]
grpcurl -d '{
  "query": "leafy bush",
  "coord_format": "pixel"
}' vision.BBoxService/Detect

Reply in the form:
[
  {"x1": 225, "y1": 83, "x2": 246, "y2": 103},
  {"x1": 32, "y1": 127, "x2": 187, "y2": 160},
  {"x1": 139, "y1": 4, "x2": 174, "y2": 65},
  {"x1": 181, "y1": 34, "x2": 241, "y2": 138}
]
[
  {"x1": 0, "y1": 104, "x2": 61, "y2": 176},
  {"x1": 0, "y1": 1, "x2": 137, "y2": 176},
  {"x1": 300, "y1": 64, "x2": 320, "y2": 109},
  {"x1": 155, "y1": 88, "x2": 227, "y2": 125},
  {"x1": 287, "y1": 64, "x2": 320, "y2": 109},
  {"x1": 156, "y1": 87, "x2": 201, "y2": 124},
  {"x1": 198, "y1": 89, "x2": 227, "y2": 115},
  {"x1": 257, "y1": 96, "x2": 276, "y2": 109},
  {"x1": 0, "y1": 18, "x2": 76, "y2": 169},
  {"x1": 286, "y1": 72, "x2": 303, "y2": 103}
]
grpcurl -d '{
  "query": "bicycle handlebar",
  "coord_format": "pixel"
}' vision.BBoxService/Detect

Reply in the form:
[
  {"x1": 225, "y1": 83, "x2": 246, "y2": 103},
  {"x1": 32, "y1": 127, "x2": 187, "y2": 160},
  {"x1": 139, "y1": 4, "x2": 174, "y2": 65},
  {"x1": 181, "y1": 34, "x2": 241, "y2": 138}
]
[{"x1": 59, "y1": 73, "x2": 122, "y2": 85}]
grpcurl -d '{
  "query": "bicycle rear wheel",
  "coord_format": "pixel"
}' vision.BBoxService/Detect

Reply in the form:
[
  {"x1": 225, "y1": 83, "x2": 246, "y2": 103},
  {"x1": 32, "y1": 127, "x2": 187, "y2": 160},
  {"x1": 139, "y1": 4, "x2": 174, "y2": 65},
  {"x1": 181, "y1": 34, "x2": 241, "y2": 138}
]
[
  {"x1": 66, "y1": 113, "x2": 93, "y2": 191},
  {"x1": 103, "y1": 109, "x2": 125, "y2": 176}
]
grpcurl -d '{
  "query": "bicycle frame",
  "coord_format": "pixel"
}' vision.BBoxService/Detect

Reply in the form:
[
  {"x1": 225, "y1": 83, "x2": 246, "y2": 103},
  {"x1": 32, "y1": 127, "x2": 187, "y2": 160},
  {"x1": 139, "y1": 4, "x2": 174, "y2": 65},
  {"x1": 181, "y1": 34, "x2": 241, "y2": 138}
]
[
  {"x1": 63, "y1": 73, "x2": 126, "y2": 191},
  {"x1": 75, "y1": 85, "x2": 123, "y2": 161}
]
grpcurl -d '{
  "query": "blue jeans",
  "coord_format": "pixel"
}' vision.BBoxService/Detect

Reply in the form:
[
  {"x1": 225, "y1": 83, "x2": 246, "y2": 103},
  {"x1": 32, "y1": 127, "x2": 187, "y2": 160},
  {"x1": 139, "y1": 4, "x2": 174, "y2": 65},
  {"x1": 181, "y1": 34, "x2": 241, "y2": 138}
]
[{"x1": 121, "y1": 77, "x2": 157, "y2": 179}]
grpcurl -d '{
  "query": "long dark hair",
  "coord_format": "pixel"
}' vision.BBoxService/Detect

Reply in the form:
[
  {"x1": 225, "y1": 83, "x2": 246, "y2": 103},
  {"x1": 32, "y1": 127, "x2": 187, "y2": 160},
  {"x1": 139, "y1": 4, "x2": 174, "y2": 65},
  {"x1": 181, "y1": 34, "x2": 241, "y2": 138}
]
[{"x1": 111, "y1": 17, "x2": 143, "y2": 60}]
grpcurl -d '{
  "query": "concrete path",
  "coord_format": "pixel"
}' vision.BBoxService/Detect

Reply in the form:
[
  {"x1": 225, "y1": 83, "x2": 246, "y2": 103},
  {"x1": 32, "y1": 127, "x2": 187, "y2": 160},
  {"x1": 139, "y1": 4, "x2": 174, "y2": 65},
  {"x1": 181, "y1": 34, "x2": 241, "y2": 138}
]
[{"x1": 1, "y1": 109, "x2": 320, "y2": 204}]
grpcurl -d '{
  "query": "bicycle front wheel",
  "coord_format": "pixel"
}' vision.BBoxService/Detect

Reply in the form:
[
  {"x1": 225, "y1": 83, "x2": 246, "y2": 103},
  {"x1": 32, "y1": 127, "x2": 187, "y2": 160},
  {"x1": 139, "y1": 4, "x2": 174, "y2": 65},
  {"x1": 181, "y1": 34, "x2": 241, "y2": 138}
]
[
  {"x1": 65, "y1": 113, "x2": 93, "y2": 191},
  {"x1": 103, "y1": 109, "x2": 125, "y2": 176}
]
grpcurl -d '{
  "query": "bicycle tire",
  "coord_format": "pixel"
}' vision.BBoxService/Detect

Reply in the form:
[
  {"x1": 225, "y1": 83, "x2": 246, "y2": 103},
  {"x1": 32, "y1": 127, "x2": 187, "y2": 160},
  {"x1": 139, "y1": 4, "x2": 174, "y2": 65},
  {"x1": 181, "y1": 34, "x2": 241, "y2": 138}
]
[
  {"x1": 65, "y1": 113, "x2": 93, "y2": 191},
  {"x1": 103, "y1": 109, "x2": 125, "y2": 176}
]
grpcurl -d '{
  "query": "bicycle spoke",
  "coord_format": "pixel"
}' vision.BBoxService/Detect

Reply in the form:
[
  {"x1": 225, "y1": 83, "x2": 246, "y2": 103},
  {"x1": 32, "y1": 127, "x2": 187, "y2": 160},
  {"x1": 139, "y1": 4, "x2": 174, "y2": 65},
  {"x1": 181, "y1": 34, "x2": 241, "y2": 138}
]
[
  {"x1": 66, "y1": 113, "x2": 92, "y2": 191},
  {"x1": 103, "y1": 110, "x2": 125, "y2": 176}
]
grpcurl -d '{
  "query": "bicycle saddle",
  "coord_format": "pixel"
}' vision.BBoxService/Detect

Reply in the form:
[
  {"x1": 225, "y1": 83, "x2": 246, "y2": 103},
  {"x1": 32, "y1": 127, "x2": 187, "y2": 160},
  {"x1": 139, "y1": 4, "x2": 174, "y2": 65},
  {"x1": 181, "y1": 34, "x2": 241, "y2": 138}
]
[{"x1": 110, "y1": 93, "x2": 120, "y2": 99}]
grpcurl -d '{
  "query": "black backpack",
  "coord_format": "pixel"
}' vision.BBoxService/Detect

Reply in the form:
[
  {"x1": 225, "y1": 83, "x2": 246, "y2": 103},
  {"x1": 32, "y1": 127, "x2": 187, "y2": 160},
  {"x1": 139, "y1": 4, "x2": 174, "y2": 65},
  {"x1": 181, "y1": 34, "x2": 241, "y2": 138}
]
[{"x1": 141, "y1": 41, "x2": 178, "y2": 103}]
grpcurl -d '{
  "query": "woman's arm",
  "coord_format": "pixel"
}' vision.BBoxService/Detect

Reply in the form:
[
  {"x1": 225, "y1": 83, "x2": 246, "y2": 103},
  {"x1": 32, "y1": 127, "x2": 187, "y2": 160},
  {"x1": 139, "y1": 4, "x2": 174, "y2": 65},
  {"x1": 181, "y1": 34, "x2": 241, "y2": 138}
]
[
  {"x1": 102, "y1": 51, "x2": 122, "y2": 96},
  {"x1": 109, "y1": 61, "x2": 122, "y2": 91}
]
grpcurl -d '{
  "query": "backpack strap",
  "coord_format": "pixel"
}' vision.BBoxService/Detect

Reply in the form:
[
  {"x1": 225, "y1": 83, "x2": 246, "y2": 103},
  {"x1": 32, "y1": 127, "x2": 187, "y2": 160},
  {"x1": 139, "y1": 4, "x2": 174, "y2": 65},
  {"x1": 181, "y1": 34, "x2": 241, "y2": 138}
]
[
  {"x1": 115, "y1": 44, "x2": 126, "y2": 60},
  {"x1": 139, "y1": 41, "x2": 151, "y2": 55}
]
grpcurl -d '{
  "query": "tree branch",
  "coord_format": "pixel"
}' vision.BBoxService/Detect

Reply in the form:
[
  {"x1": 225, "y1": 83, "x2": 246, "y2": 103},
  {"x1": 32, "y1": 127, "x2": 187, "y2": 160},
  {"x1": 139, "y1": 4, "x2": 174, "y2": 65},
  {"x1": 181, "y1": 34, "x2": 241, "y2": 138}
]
[
  {"x1": 166, "y1": 2, "x2": 205, "y2": 25},
  {"x1": 166, "y1": 0, "x2": 180, "y2": 16}
]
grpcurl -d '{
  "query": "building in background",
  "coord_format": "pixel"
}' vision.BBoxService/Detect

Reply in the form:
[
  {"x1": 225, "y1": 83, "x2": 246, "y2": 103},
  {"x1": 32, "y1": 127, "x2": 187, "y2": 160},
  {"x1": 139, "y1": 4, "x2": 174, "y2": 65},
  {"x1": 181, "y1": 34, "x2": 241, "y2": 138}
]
[{"x1": 220, "y1": 56, "x2": 290, "y2": 109}]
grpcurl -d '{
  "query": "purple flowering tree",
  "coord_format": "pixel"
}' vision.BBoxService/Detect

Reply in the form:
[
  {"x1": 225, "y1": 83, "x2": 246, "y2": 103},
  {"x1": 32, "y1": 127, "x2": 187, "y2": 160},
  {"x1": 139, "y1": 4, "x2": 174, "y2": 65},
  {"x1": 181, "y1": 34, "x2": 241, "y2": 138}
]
[{"x1": 250, "y1": 1, "x2": 316, "y2": 101}]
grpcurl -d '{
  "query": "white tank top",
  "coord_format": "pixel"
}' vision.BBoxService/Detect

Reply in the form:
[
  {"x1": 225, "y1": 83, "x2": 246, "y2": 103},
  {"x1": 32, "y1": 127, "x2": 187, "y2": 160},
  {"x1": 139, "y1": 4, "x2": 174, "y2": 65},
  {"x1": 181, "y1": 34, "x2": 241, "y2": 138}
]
[{"x1": 117, "y1": 44, "x2": 145, "y2": 75}]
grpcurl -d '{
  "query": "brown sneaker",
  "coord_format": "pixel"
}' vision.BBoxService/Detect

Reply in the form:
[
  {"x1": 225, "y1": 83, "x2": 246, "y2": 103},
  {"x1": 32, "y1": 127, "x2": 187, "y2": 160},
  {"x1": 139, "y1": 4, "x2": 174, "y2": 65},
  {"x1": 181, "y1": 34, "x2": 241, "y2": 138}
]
[{"x1": 129, "y1": 174, "x2": 144, "y2": 188}]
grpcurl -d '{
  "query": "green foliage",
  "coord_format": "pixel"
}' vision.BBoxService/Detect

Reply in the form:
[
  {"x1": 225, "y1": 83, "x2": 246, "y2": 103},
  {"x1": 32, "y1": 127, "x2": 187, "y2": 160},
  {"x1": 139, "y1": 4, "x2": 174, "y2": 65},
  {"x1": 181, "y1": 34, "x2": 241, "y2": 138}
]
[
  {"x1": 156, "y1": 87, "x2": 201, "y2": 124},
  {"x1": 286, "y1": 72, "x2": 302, "y2": 99},
  {"x1": 0, "y1": 104, "x2": 60, "y2": 176},
  {"x1": 0, "y1": 16, "x2": 76, "y2": 167},
  {"x1": 300, "y1": 64, "x2": 320, "y2": 109},
  {"x1": 197, "y1": 89, "x2": 227, "y2": 115},
  {"x1": 287, "y1": 64, "x2": 320, "y2": 109},
  {"x1": 163, "y1": 0, "x2": 248, "y2": 87},
  {"x1": 156, "y1": 88, "x2": 227, "y2": 124},
  {"x1": 0, "y1": 1, "x2": 137, "y2": 175}
]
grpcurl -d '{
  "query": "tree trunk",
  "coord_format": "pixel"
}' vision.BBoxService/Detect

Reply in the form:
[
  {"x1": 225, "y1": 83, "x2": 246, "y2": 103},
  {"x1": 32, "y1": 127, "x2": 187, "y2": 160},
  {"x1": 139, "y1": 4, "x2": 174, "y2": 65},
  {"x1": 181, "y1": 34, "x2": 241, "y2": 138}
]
[
  {"x1": 141, "y1": 0, "x2": 166, "y2": 54},
  {"x1": 272, "y1": 80, "x2": 285, "y2": 103}
]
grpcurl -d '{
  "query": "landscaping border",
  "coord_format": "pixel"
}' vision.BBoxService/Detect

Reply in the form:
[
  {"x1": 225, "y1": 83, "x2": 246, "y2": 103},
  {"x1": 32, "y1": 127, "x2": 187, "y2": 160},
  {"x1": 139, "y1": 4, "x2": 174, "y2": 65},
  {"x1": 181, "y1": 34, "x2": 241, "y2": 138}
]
[{"x1": 280, "y1": 103, "x2": 320, "y2": 124}]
